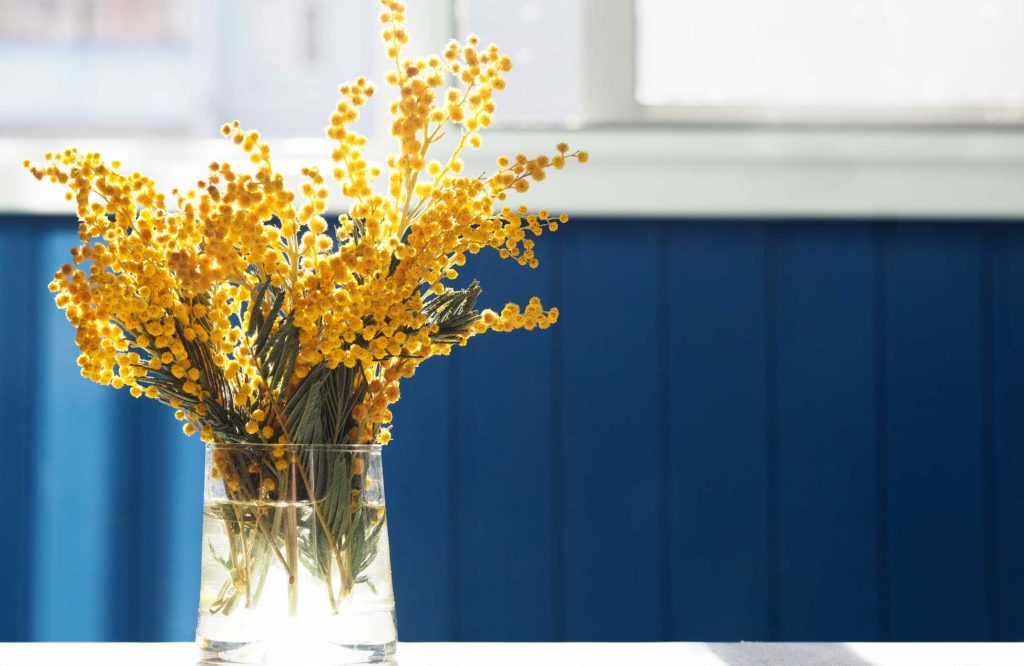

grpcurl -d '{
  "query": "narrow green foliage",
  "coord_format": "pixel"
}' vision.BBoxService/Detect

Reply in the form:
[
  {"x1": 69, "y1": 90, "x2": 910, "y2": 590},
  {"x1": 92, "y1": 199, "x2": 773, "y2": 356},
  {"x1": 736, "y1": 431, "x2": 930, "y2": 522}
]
[{"x1": 423, "y1": 279, "x2": 482, "y2": 344}]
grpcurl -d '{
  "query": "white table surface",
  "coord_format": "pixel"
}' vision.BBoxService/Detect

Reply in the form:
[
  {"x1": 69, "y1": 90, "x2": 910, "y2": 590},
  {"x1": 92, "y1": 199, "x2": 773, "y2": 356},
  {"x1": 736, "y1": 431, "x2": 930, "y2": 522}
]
[{"x1": 1, "y1": 642, "x2": 1023, "y2": 666}]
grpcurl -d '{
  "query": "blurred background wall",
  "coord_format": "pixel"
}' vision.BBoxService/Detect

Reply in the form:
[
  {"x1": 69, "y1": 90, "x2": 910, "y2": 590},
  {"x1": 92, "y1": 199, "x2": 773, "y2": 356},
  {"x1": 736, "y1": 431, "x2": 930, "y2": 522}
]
[{"x1": 3, "y1": 0, "x2": 1024, "y2": 643}]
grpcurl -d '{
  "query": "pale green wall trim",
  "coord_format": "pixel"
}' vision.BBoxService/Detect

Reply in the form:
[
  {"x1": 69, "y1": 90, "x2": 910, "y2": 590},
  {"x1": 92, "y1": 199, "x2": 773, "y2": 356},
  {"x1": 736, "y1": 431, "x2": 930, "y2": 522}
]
[{"x1": 6, "y1": 128, "x2": 1024, "y2": 218}]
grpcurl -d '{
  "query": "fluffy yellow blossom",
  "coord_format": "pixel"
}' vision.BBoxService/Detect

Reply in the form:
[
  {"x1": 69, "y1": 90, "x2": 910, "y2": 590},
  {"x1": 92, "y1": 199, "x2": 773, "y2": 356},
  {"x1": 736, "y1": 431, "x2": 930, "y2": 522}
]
[{"x1": 26, "y1": 0, "x2": 584, "y2": 446}]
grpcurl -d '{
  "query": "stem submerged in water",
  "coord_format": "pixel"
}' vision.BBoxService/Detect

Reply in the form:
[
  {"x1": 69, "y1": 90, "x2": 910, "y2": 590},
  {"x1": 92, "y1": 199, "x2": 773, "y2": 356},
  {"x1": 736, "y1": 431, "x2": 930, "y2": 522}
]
[
  {"x1": 285, "y1": 461, "x2": 299, "y2": 616},
  {"x1": 203, "y1": 447, "x2": 386, "y2": 619},
  {"x1": 295, "y1": 454, "x2": 351, "y2": 611}
]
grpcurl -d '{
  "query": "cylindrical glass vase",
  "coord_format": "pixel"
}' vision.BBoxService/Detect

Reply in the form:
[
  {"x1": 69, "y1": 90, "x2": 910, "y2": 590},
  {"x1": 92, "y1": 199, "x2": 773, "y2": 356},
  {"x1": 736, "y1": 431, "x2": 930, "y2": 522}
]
[{"x1": 196, "y1": 442, "x2": 396, "y2": 665}]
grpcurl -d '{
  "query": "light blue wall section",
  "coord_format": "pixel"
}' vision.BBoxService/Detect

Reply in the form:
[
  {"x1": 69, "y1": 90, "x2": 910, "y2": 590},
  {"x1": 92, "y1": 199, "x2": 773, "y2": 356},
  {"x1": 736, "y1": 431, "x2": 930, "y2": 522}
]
[{"x1": 32, "y1": 230, "x2": 119, "y2": 640}]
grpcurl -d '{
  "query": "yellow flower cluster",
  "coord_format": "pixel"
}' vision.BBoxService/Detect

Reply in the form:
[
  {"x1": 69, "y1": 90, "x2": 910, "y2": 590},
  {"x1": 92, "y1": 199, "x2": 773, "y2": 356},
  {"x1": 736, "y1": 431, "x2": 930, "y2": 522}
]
[{"x1": 26, "y1": 0, "x2": 585, "y2": 445}]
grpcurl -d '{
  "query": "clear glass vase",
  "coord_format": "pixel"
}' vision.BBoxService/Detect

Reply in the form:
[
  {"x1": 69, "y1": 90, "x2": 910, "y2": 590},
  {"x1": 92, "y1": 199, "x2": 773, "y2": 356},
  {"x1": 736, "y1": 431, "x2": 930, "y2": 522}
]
[{"x1": 196, "y1": 442, "x2": 396, "y2": 665}]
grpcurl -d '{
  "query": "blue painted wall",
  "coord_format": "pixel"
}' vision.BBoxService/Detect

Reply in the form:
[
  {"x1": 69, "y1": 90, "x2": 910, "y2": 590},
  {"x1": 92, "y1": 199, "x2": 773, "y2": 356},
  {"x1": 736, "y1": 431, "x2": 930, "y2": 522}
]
[{"x1": 3, "y1": 216, "x2": 1023, "y2": 641}]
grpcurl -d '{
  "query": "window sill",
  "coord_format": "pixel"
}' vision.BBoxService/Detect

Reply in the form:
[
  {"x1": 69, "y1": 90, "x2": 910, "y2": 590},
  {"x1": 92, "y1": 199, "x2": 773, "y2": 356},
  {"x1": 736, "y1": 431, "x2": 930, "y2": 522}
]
[
  {"x1": 472, "y1": 127, "x2": 1024, "y2": 219},
  {"x1": 4, "y1": 127, "x2": 1024, "y2": 219}
]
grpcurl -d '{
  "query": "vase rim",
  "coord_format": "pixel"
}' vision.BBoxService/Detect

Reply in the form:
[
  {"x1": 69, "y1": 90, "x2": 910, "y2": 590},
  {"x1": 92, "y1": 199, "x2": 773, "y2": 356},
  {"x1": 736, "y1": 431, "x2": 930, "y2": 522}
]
[{"x1": 206, "y1": 441, "x2": 384, "y2": 451}]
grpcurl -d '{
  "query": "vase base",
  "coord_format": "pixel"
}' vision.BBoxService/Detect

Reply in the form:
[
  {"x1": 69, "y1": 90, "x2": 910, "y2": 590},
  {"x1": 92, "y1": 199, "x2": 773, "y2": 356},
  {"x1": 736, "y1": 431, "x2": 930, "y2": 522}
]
[{"x1": 198, "y1": 637, "x2": 397, "y2": 665}]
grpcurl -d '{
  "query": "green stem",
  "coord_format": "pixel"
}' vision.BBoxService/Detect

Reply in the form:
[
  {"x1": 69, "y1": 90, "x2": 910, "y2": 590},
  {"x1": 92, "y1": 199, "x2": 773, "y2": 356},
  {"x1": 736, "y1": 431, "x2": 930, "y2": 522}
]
[
  {"x1": 296, "y1": 454, "x2": 351, "y2": 605},
  {"x1": 237, "y1": 514, "x2": 253, "y2": 607},
  {"x1": 253, "y1": 505, "x2": 293, "y2": 578},
  {"x1": 285, "y1": 462, "x2": 299, "y2": 616}
]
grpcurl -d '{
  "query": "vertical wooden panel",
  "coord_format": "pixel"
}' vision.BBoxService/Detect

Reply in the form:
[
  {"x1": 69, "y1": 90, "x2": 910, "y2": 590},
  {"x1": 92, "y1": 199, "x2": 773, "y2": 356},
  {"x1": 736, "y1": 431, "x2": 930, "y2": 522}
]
[
  {"x1": 0, "y1": 225, "x2": 38, "y2": 640},
  {"x1": 159, "y1": 414, "x2": 205, "y2": 640},
  {"x1": 32, "y1": 230, "x2": 119, "y2": 640},
  {"x1": 108, "y1": 399, "x2": 201, "y2": 640},
  {"x1": 560, "y1": 220, "x2": 662, "y2": 639},
  {"x1": 990, "y1": 224, "x2": 1024, "y2": 639},
  {"x1": 108, "y1": 395, "x2": 165, "y2": 639},
  {"x1": 455, "y1": 248, "x2": 558, "y2": 640},
  {"x1": 882, "y1": 225, "x2": 988, "y2": 639},
  {"x1": 667, "y1": 222, "x2": 771, "y2": 640},
  {"x1": 774, "y1": 224, "x2": 880, "y2": 639},
  {"x1": 387, "y1": 360, "x2": 454, "y2": 640}
]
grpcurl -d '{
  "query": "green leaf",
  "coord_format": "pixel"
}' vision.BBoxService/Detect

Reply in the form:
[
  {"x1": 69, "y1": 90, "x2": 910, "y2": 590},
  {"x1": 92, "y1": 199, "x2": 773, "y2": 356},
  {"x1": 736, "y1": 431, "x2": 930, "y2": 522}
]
[
  {"x1": 422, "y1": 279, "x2": 483, "y2": 343},
  {"x1": 247, "y1": 279, "x2": 272, "y2": 337}
]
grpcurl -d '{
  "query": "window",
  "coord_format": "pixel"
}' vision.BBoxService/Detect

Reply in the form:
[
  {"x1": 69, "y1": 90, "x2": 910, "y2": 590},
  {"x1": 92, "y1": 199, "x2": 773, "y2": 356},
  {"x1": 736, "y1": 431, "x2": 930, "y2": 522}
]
[
  {"x1": 455, "y1": 0, "x2": 582, "y2": 128},
  {"x1": 0, "y1": 0, "x2": 378, "y2": 137},
  {"x1": 634, "y1": 0, "x2": 1024, "y2": 124},
  {"x1": 5, "y1": 0, "x2": 1024, "y2": 136},
  {"x1": 459, "y1": 0, "x2": 1024, "y2": 127},
  {"x1": 0, "y1": 0, "x2": 197, "y2": 133},
  {"x1": 5, "y1": 0, "x2": 1024, "y2": 218}
]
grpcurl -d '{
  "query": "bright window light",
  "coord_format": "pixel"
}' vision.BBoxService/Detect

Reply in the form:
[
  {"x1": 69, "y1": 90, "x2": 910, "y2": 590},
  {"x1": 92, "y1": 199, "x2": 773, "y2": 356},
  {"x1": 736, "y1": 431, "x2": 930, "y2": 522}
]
[
  {"x1": 456, "y1": 0, "x2": 581, "y2": 127},
  {"x1": 635, "y1": 0, "x2": 1024, "y2": 123}
]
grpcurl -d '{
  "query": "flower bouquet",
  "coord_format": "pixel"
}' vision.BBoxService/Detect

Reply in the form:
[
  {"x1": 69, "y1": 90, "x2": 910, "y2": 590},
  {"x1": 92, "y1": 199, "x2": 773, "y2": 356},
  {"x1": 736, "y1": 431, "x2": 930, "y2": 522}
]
[{"x1": 26, "y1": 1, "x2": 585, "y2": 663}]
